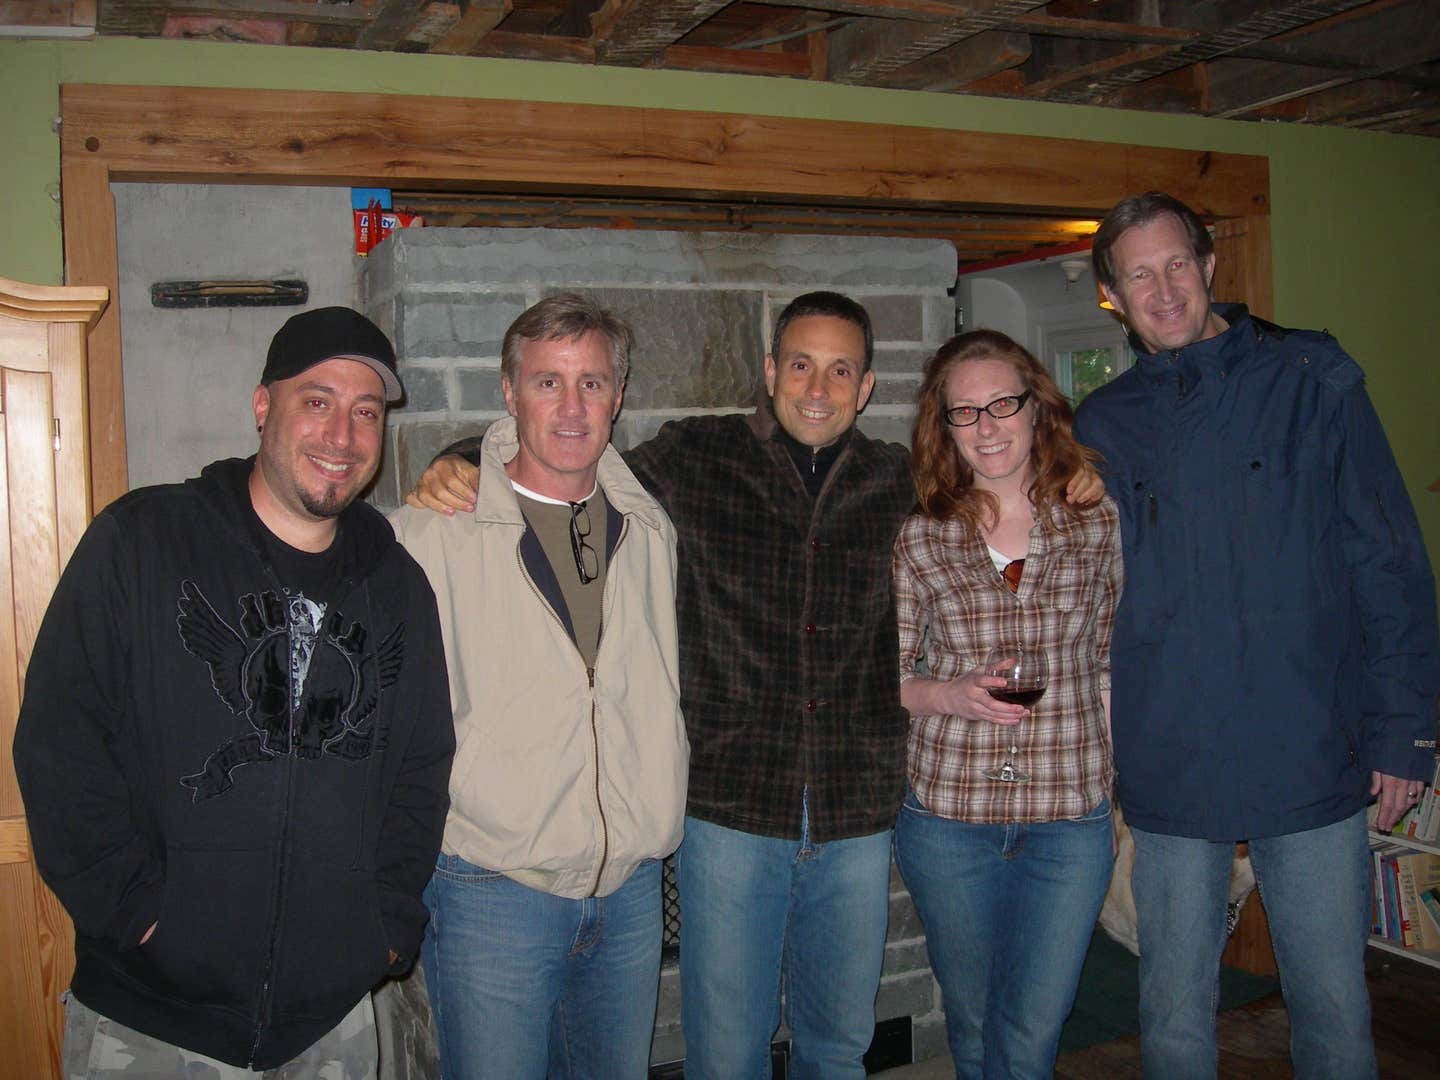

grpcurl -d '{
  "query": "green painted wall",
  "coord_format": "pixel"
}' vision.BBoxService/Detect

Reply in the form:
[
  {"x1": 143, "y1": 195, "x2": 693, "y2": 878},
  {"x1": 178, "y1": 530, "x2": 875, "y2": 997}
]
[{"x1": 3, "y1": 38, "x2": 1437, "y2": 568}]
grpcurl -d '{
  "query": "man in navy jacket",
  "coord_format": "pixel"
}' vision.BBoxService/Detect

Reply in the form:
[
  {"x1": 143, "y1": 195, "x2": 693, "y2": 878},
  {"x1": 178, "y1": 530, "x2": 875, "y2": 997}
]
[{"x1": 1074, "y1": 192, "x2": 1438, "y2": 1080}]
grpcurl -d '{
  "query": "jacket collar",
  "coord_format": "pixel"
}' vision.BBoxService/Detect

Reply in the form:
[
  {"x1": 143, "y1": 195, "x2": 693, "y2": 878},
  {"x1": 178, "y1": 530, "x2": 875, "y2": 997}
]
[
  {"x1": 190, "y1": 455, "x2": 394, "y2": 581},
  {"x1": 472, "y1": 416, "x2": 666, "y2": 529},
  {"x1": 745, "y1": 395, "x2": 865, "y2": 456},
  {"x1": 1130, "y1": 302, "x2": 1254, "y2": 387}
]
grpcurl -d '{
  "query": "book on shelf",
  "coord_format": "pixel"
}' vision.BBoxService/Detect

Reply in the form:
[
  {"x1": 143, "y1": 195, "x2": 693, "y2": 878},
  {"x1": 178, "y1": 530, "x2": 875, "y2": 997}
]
[
  {"x1": 1369, "y1": 845, "x2": 1440, "y2": 951},
  {"x1": 1404, "y1": 855, "x2": 1440, "y2": 951},
  {"x1": 1371, "y1": 841, "x2": 1404, "y2": 940},
  {"x1": 1395, "y1": 853, "x2": 1421, "y2": 948},
  {"x1": 1419, "y1": 887, "x2": 1440, "y2": 951}
]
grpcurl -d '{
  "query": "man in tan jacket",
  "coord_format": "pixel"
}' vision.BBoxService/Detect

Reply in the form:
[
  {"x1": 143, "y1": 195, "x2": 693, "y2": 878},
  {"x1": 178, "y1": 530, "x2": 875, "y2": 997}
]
[{"x1": 389, "y1": 294, "x2": 688, "y2": 1080}]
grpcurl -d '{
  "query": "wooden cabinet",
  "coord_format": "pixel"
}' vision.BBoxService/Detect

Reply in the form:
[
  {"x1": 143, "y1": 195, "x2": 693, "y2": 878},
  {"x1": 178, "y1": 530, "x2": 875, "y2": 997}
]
[{"x1": 0, "y1": 277, "x2": 108, "y2": 1080}]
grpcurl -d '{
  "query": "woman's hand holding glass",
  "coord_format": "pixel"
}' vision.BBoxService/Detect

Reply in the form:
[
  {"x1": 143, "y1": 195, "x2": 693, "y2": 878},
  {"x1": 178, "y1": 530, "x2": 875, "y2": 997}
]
[{"x1": 926, "y1": 668, "x2": 1031, "y2": 726}]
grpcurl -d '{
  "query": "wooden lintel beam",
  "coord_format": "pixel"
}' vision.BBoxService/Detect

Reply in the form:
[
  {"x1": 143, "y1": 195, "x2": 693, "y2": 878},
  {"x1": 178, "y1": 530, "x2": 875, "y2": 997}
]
[
  {"x1": 430, "y1": 0, "x2": 512, "y2": 55},
  {"x1": 59, "y1": 84, "x2": 1270, "y2": 219},
  {"x1": 589, "y1": 0, "x2": 729, "y2": 67},
  {"x1": 662, "y1": 44, "x2": 812, "y2": 79},
  {"x1": 390, "y1": 191, "x2": 1101, "y2": 238},
  {"x1": 878, "y1": 29, "x2": 1030, "y2": 92}
]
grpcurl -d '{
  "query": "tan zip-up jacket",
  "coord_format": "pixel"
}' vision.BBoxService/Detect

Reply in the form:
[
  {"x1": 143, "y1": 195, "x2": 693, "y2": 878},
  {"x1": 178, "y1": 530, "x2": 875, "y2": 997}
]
[{"x1": 390, "y1": 418, "x2": 688, "y2": 898}]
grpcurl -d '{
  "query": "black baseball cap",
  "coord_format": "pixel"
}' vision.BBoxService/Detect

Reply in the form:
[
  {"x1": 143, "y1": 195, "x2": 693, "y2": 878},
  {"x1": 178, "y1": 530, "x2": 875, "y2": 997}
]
[{"x1": 262, "y1": 307, "x2": 404, "y2": 403}]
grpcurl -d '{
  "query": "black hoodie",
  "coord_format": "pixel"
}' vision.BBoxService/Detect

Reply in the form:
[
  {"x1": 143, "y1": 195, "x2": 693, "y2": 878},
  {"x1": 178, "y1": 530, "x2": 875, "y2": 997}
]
[{"x1": 14, "y1": 458, "x2": 454, "y2": 1068}]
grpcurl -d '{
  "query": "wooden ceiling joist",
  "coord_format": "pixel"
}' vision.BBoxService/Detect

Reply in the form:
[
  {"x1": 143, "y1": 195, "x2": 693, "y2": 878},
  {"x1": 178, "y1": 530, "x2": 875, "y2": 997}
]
[
  {"x1": 28, "y1": 0, "x2": 1436, "y2": 137},
  {"x1": 590, "y1": 0, "x2": 729, "y2": 65},
  {"x1": 827, "y1": 0, "x2": 1046, "y2": 85}
]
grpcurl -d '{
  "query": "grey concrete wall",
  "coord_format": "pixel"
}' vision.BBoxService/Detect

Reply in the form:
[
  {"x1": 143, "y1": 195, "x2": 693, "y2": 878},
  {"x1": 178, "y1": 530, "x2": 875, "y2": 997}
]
[{"x1": 114, "y1": 183, "x2": 360, "y2": 490}]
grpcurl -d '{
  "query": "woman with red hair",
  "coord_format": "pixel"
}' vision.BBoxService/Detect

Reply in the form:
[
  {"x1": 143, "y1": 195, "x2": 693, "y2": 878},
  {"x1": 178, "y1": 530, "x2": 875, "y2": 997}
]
[{"x1": 892, "y1": 329, "x2": 1121, "y2": 1078}]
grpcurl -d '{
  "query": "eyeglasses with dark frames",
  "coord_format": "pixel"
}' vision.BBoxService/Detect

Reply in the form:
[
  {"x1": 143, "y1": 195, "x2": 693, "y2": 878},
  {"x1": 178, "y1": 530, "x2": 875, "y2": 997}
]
[
  {"x1": 568, "y1": 500, "x2": 599, "y2": 585},
  {"x1": 943, "y1": 389, "x2": 1033, "y2": 428}
]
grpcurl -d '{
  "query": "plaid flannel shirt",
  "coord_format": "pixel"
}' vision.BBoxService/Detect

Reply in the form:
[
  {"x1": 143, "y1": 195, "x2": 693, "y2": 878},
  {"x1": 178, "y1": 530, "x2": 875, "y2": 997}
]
[
  {"x1": 625, "y1": 411, "x2": 914, "y2": 842},
  {"x1": 893, "y1": 497, "x2": 1122, "y2": 824}
]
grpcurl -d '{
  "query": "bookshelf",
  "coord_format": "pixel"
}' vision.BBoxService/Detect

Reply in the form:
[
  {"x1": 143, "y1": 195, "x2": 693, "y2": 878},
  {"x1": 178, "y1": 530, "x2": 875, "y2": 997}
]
[{"x1": 1367, "y1": 829, "x2": 1440, "y2": 971}]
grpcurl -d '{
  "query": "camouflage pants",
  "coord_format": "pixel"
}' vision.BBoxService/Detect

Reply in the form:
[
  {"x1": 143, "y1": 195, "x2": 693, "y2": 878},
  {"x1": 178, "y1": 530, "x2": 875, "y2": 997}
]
[{"x1": 62, "y1": 991, "x2": 378, "y2": 1080}]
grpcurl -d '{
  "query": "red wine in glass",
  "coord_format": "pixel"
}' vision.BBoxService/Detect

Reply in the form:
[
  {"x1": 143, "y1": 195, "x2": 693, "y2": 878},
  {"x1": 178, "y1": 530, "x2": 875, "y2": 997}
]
[
  {"x1": 987, "y1": 685, "x2": 1046, "y2": 708},
  {"x1": 980, "y1": 644, "x2": 1048, "y2": 783}
]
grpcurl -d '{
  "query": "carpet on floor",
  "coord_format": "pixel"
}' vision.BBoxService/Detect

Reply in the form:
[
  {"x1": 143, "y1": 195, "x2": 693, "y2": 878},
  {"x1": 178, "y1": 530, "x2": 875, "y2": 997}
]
[{"x1": 1058, "y1": 928, "x2": 1280, "y2": 1053}]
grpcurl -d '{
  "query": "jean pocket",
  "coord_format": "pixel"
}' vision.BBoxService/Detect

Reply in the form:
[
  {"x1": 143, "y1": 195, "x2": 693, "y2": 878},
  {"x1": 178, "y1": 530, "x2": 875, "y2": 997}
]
[
  {"x1": 901, "y1": 788, "x2": 937, "y2": 817},
  {"x1": 1069, "y1": 796, "x2": 1112, "y2": 824},
  {"x1": 432, "y1": 851, "x2": 507, "y2": 883}
]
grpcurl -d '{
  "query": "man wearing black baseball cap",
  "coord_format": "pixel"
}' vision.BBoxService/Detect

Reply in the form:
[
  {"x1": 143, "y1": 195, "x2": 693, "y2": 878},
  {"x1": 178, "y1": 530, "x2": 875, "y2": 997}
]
[{"x1": 15, "y1": 307, "x2": 453, "y2": 1078}]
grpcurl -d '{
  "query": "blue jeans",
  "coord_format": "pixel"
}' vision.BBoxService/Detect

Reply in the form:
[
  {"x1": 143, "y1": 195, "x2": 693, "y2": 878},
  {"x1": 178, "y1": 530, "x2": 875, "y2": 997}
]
[
  {"x1": 893, "y1": 790, "x2": 1114, "y2": 1080},
  {"x1": 676, "y1": 812, "x2": 892, "y2": 1080},
  {"x1": 1131, "y1": 809, "x2": 1376, "y2": 1080},
  {"x1": 421, "y1": 854, "x2": 662, "y2": 1080}
]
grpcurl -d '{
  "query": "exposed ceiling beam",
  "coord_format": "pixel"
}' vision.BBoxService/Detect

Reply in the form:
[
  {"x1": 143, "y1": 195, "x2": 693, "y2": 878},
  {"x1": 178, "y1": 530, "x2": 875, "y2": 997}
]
[
  {"x1": 100, "y1": 0, "x2": 370, "y2": 24},
  {"x1": 827, "y1": 0, "x2": 1047, "y2": 85},
  {"x1": 1203, "y1": 1, "x2": 1440, "y2": 117},
  {"x1": 431, "y1": 0, "x2": 513, "y2": 54},
  {"x1": 1004, "y1": 11, "x2": 1199, "y2": 45},
  {"x1": 358, "y1": 0, "x2": 428, "y2": 50},
  {"x1": 1050, "y1": 0, "x2": 1375, "y2": 105},
  {"x1": 733, "y1": 0, "x2": 1001, "y2": 24},
  {"x1": 878, "y1": 30, "x2": 1031, "y2": 92},
  {"x1": 547, "y1": 0, "x2": 606, "y2": 37},
  {"x1": 662, "y1": 42, "x2": 812, "y2": 77},
  {"x1": 589, "y1": 0, "x2": 729, "y2": 66},
  {"x1": 1019, "y1": 35, "x2": 1172, "y2": 97},
  {"x1": 470, "y1": 27, "x2": 595, "y2": 61},
  {"x1": 96, "y1": 0, "x2": 168, "y2": 35},
  {"x1": 1249, "y1": 78, "x2": 1428, "y2": 124}
]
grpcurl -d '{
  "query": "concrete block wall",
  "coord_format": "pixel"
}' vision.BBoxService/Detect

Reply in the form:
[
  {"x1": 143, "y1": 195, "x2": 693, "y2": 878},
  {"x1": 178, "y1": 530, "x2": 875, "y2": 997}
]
[
  {"x1": 361, "y1": 225, "x2": 955, "y2": 1068},
  {"x1": 360, "y1": 226, "x2": 955, "y2": 511}
]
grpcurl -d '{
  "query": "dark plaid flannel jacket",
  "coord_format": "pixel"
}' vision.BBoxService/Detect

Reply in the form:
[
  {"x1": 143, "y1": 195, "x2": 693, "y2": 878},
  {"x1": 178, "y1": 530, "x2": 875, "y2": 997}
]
[{"x1": 625, "y1": 410, "x2": 914, "y2": 842}]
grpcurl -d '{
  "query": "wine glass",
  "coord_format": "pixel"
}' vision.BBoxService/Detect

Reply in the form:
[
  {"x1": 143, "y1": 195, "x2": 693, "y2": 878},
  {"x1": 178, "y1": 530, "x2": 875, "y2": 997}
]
[{"x1": 980, "y1": 644, "x2": 1048, "y2": 783}]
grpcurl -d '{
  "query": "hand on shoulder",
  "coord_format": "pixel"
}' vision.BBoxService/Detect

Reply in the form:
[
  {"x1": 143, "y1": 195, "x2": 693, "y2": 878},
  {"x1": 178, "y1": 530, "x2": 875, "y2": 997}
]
[{"x1": 407, "y1": 455, "x2": 479, "y2": 514}]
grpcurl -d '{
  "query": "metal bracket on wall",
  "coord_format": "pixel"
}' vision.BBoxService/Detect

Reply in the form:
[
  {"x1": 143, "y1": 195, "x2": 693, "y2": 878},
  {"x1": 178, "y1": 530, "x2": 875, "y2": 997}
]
[{"x1": 150, "y1": 279, "x2": 308, "y2": 308}]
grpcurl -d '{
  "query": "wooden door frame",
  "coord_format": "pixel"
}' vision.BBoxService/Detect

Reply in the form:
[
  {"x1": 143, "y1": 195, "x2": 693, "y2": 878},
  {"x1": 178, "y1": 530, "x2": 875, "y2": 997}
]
[{"x1": 59, "y1": 83, "x2": 1273, "y2": 511}]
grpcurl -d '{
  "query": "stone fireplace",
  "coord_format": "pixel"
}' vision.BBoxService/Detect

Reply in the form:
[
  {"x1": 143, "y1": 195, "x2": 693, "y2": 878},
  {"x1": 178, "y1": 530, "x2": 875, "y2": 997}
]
[{"x1": 362, "y1": 225, "x2": 956, "y2": 1071}]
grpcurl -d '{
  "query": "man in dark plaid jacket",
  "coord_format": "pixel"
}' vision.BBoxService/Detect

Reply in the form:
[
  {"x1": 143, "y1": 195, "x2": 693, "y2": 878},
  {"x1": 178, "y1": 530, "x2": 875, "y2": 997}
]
[
  {"x1": 625, "y1": 293, "x2": 914, "y2": 1079},
  {"x1": 415, "y1": 292, "x2": 910, "y2": 1077}
]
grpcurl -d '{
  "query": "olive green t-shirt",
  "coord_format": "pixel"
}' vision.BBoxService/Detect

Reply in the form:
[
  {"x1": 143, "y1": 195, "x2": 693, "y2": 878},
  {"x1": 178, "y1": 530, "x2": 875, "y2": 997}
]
[{"x1": 513, "y1": 484, "x2": 609, "y2": 669}]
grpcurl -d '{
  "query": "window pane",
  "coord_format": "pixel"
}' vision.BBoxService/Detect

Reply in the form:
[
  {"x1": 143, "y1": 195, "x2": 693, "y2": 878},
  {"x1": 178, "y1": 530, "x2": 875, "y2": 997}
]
[{"x1": 1068, "y1": 346, "x2": 1117, "y2": 404}]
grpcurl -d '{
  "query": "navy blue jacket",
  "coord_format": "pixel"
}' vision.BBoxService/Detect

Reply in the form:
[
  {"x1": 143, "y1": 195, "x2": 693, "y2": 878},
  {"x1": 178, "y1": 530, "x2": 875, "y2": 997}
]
[{"x1": 1074, "y1": 305, "x2": 1439, "y2": 841}]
